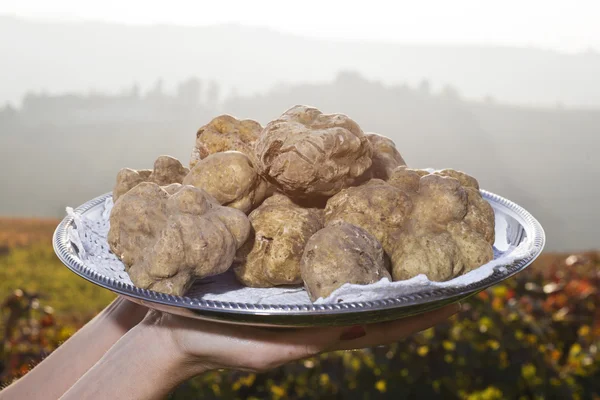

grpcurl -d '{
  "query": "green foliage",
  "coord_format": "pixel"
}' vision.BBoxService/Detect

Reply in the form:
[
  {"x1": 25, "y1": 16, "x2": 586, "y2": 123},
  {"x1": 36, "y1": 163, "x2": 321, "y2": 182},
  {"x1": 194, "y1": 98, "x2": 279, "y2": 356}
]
[
  {"x1": 0, "y1": 245, "x2": 114, "y2": 316},
  {"x1": 0, "y1": 226, "x2": 598, "y2": 398}
]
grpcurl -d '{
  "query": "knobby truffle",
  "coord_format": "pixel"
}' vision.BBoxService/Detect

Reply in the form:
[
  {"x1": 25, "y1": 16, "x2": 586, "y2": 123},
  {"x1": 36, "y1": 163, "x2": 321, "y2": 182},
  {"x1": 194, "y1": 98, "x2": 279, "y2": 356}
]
[
  {"x1": 234, "y1": 193, "x2": 323, "y2": 287},
  {"x1": 324, "y1": 179, "x2": 412, "y2": 254},
  {"x1": 301, "y1": 221, "x2": 391, "y2": 301},
  {"x1": 113, "y1": 155, "x2": 189, "y2": 202},
  {"x1": 387, "y1": 167, "x2": 495, "y2": 282},
  {"x1": 183, "y1": 151, "x2": 272, "y2": 213},
  {"x1": 190, "y1": 115, "x2": 263, "y2": 168},
  {"x1": 108, "y1": 183, "x2": 250, "y2": 295},
  {"x1": 108, "y1": 106, "x2": 496, "y2": 302}
]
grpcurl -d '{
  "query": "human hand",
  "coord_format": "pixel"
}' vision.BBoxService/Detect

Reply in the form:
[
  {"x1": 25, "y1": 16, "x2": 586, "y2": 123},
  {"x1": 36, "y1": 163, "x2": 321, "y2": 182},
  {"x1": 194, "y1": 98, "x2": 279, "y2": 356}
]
[
  {"x1": 141, "y1": 303, "x2": 461, "y2": 376},
  {"x1": 59, "y1": 302, "x2": 460, "y2": 400}
]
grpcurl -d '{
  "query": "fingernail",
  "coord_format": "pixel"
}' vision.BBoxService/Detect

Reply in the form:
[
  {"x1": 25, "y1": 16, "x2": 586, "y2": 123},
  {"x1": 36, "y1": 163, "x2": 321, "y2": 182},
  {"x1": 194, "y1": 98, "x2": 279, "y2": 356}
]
[{"x1": 340, "y1": 325, "x2": 366, "y2": 341}]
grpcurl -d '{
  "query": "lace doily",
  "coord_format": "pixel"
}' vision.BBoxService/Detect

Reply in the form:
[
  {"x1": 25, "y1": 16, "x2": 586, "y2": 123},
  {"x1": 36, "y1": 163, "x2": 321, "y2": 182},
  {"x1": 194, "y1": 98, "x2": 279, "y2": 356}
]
[{"x1": 67, "y1": 197, "x2": 530, "y2": 305}]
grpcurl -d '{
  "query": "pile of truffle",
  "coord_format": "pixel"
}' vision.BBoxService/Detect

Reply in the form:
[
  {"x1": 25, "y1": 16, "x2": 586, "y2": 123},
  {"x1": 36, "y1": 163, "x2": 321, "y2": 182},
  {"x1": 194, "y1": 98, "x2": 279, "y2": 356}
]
[{"x1": 108, "y1": 105, "x2": 495, "y2": 301}]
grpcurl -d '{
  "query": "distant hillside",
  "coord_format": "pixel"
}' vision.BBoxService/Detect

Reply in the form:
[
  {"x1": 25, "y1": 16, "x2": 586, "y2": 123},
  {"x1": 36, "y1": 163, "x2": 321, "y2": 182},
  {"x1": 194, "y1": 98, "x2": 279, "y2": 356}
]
[
  {"x1": 0, "y1": 72, "x2": 597, "y2": 251},
  {"x1": 1, "y1": 16, "x2": 600, "y2": 108}
]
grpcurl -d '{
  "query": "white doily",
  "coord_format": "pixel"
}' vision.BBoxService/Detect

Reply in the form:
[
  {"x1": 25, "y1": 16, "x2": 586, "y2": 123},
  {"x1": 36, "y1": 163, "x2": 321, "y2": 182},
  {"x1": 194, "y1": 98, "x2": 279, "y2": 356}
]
[{"x1": 67, "y1": 198, "x2": 532, "y2": 305}]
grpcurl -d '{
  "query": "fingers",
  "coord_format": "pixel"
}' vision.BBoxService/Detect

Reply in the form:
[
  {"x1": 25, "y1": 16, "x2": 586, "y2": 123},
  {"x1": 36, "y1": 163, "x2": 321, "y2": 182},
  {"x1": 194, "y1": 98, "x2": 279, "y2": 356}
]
[
  {"x1": 149, "y1": 302, "x2": 460, "y2": 373},
  {"x1": 335, "y1": 303, "x2": 461, "y2": 351},
  {"x1": 258, "y1": 303, "x2": 460, "y2": 365}
]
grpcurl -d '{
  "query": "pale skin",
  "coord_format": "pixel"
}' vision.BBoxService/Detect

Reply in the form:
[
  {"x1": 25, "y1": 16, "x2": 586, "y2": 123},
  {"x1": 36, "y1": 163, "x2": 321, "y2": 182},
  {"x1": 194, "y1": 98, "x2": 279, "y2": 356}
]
[{"x1": 0, "y1": 297, "x2": 460, "y2": 400}]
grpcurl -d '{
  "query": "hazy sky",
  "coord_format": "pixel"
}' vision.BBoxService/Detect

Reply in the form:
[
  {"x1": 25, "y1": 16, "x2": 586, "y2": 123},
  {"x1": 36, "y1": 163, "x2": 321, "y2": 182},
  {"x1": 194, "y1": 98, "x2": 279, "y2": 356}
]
[{"x1": 2, "y1": 0, "x2": 599, "y2": 53}]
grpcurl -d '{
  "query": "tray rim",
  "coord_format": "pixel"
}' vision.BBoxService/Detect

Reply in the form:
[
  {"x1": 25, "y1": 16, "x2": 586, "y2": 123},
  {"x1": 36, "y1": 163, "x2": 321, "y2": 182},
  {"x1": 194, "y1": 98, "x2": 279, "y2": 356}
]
[{"x1": 53, "y1": 189, "x2": 545, "y2": 316}]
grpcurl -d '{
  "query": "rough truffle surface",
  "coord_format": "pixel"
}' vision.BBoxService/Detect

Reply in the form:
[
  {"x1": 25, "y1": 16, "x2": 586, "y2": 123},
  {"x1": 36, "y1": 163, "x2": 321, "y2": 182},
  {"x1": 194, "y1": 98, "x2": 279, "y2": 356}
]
[
  {"x1": 324, "y1": 179, "x2": 413, "y2": 254},
  {"x1": 112, "y1": 156, "x2": 189, "y2": 202},
  {"x1": 183, "y1": 151, "x2": 272, "y2": 213},
  {"x1": 234, "y1": 193, "x2": 323, "y2": 287},
  {"x1": 300, "y1": 221, "x2": 391, "y2": 301},
  {"x1": 190, "y1": 115, "x2": 262, "y2": 168},
  {"x1": 387, "y1": 167, "x2": 495, "y2": 282},
  {"x1": 108, "y1": 183, "x2": 250, "y2": 295},
  {"x1": 255, "y1": 105, "x2": 373, "y2": 198}
]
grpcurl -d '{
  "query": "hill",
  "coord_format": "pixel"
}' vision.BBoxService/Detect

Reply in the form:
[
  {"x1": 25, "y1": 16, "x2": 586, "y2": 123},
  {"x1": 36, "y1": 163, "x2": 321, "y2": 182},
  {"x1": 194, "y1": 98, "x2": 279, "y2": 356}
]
[
  {"x1": 1, "y1": 16, "x2": 600, "y2": 108},
  {"x1": 0, "y1": 73, "x2": 597, "y2": 251}
]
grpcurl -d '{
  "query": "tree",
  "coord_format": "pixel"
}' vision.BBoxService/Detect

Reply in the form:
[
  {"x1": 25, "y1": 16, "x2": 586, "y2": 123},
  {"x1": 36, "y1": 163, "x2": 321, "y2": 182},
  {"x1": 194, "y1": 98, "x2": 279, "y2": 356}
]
[
  {"x1": 176, "y1": 78, "x2": 202, "y2": 108},
  {"x1": 206, "y1": 80, "x2": 220, "y2": 107}
]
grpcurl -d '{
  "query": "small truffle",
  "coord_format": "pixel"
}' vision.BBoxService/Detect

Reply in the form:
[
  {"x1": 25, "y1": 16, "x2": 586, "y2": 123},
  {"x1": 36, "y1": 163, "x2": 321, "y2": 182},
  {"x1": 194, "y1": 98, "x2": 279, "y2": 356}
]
[
  {"x1": 190, "y1": 115, "x2": 262, "y2": 168},
  {"x1": 301, "y1": 221, "x2": 391, "y2": 301},
  {"x1": 112, "y1": 156, "x2": 189, "y2": 202},
  {"x1": 182, "y1": 151, "x2": 272, "y2": 213}
]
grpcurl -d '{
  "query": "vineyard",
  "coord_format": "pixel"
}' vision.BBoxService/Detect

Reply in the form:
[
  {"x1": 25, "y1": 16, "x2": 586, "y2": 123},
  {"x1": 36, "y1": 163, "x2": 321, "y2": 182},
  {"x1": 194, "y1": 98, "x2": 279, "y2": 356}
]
[{"x1": 0, "y1": 217, "x2": 598, "y2": 399}]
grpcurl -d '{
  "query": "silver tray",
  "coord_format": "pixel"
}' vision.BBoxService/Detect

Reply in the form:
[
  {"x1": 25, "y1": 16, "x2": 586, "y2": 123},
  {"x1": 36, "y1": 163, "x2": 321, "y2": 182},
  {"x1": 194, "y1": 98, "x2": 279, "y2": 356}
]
[{"x1": 53, "y1": 190, "x2": 545, "y2": 327}]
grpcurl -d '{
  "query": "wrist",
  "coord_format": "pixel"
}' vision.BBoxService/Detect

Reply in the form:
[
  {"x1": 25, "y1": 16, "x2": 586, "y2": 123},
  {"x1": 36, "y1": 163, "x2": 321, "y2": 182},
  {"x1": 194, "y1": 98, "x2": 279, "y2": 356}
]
[
  {"x1": 132, "y1": 316, "x2": 209, "y2": 382},
  {"x1": 104, "y1": 297, "x2": 148, "y2": 330}
]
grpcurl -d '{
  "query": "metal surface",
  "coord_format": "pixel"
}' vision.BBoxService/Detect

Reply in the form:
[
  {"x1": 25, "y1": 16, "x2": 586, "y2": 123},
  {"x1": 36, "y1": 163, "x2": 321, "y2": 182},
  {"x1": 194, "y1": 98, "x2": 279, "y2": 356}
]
[{"x1": 53, "y1": 190, "x2": 545, "y2": 327}]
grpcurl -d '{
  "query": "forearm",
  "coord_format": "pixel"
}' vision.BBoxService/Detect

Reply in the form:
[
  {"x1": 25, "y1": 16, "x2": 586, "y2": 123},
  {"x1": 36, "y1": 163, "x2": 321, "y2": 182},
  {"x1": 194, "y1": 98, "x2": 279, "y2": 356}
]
[
  {"x1": 60, "y1": 323, "x2": 204, "y2": 400},
  {"x1": 0, "y1": 297, "x2": 147, "y2": 400}
]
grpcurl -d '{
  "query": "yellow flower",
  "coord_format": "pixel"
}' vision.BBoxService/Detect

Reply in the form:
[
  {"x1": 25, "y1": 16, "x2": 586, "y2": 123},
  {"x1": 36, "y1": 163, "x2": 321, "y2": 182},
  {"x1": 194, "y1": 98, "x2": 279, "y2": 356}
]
[
  {"x1": 417, "y1": 345, "x2": 429, "y2": 357},
  {"x1": 515, "y1": 330, "x2": 524, "y2": 340},
  {"x1": 375, "y1": 379, "x2": 387, "y2": 393},
  {"x1": 270, "y1": 385, "x2": 285, "y2": 398},
  {"x1": 443, "y1": 340, "x2": 456, "y2": 351},
  {"x1": 579, "y1": 325, "x2": 591, "y2": 337},
  {"x1": 521, "y1": 363, "x2": 536, "y2": 380},
  {"x1": 487, "y1": 340, "x2": 500, "y2": 350},
  {"x1": 570, "y1": 343, "x2": 583, "y2": 356},
  {"x1": 240, "y1": 374, "x2": 256, "y2": 387},
  {"x1": 319, "y1": 373, "x2": 330, "y2": 386},
  {"x1": 479, "y1": 317, "x2": 493, "y2": 333}
]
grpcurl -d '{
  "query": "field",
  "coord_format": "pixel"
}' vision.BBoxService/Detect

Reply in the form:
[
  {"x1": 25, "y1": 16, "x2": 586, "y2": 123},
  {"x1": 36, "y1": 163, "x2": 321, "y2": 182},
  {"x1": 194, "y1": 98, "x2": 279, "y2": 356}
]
[{"x1": 0, "y1": 217, "x2": 598, "y2": 399}]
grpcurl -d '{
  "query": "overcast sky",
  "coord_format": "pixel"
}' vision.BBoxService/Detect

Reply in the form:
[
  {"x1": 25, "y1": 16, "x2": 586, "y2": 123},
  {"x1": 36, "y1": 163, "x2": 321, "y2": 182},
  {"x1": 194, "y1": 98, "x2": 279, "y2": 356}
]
[{"x1": 1, "y1": 0, "x2": 599, "y2": 53}]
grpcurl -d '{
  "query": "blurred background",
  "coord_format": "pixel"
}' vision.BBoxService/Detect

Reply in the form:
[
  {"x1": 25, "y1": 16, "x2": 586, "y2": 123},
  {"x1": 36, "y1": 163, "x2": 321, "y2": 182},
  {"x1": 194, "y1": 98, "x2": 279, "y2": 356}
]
[{"x1": 0, "y1": 1, "x2": 598, "y2": 398}]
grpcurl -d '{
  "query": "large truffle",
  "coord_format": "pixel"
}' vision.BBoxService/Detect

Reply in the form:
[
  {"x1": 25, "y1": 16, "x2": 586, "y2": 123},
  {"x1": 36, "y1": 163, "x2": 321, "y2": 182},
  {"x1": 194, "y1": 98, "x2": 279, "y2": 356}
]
[
  {"x1": 324, "y1": 179, "x2": 413, "y2": 254},
  {"x1": 234, "y1": 193, "x2": 323, "y2": 287},
  {"x1": 255, "y1": 105, "x2": 373, "y2": 198},
  {"x1": 182, "y1": 151, "x2": 272, "y2": 214},
  {"x1": 387, "y1": 167, "x2": 495, "y2": 282},
  {"x1": 112, "y1": 156, "x2": 189, "y2": 202},
  {"x1": 108, "y1": 183, "x2": 250, "y2": 295},
  {"x1": 300, "y1": 221, "x2": 391, "y2": 301},
  {"x1": 190, "y1": 115, "x2": 262, "y2": 168}
]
